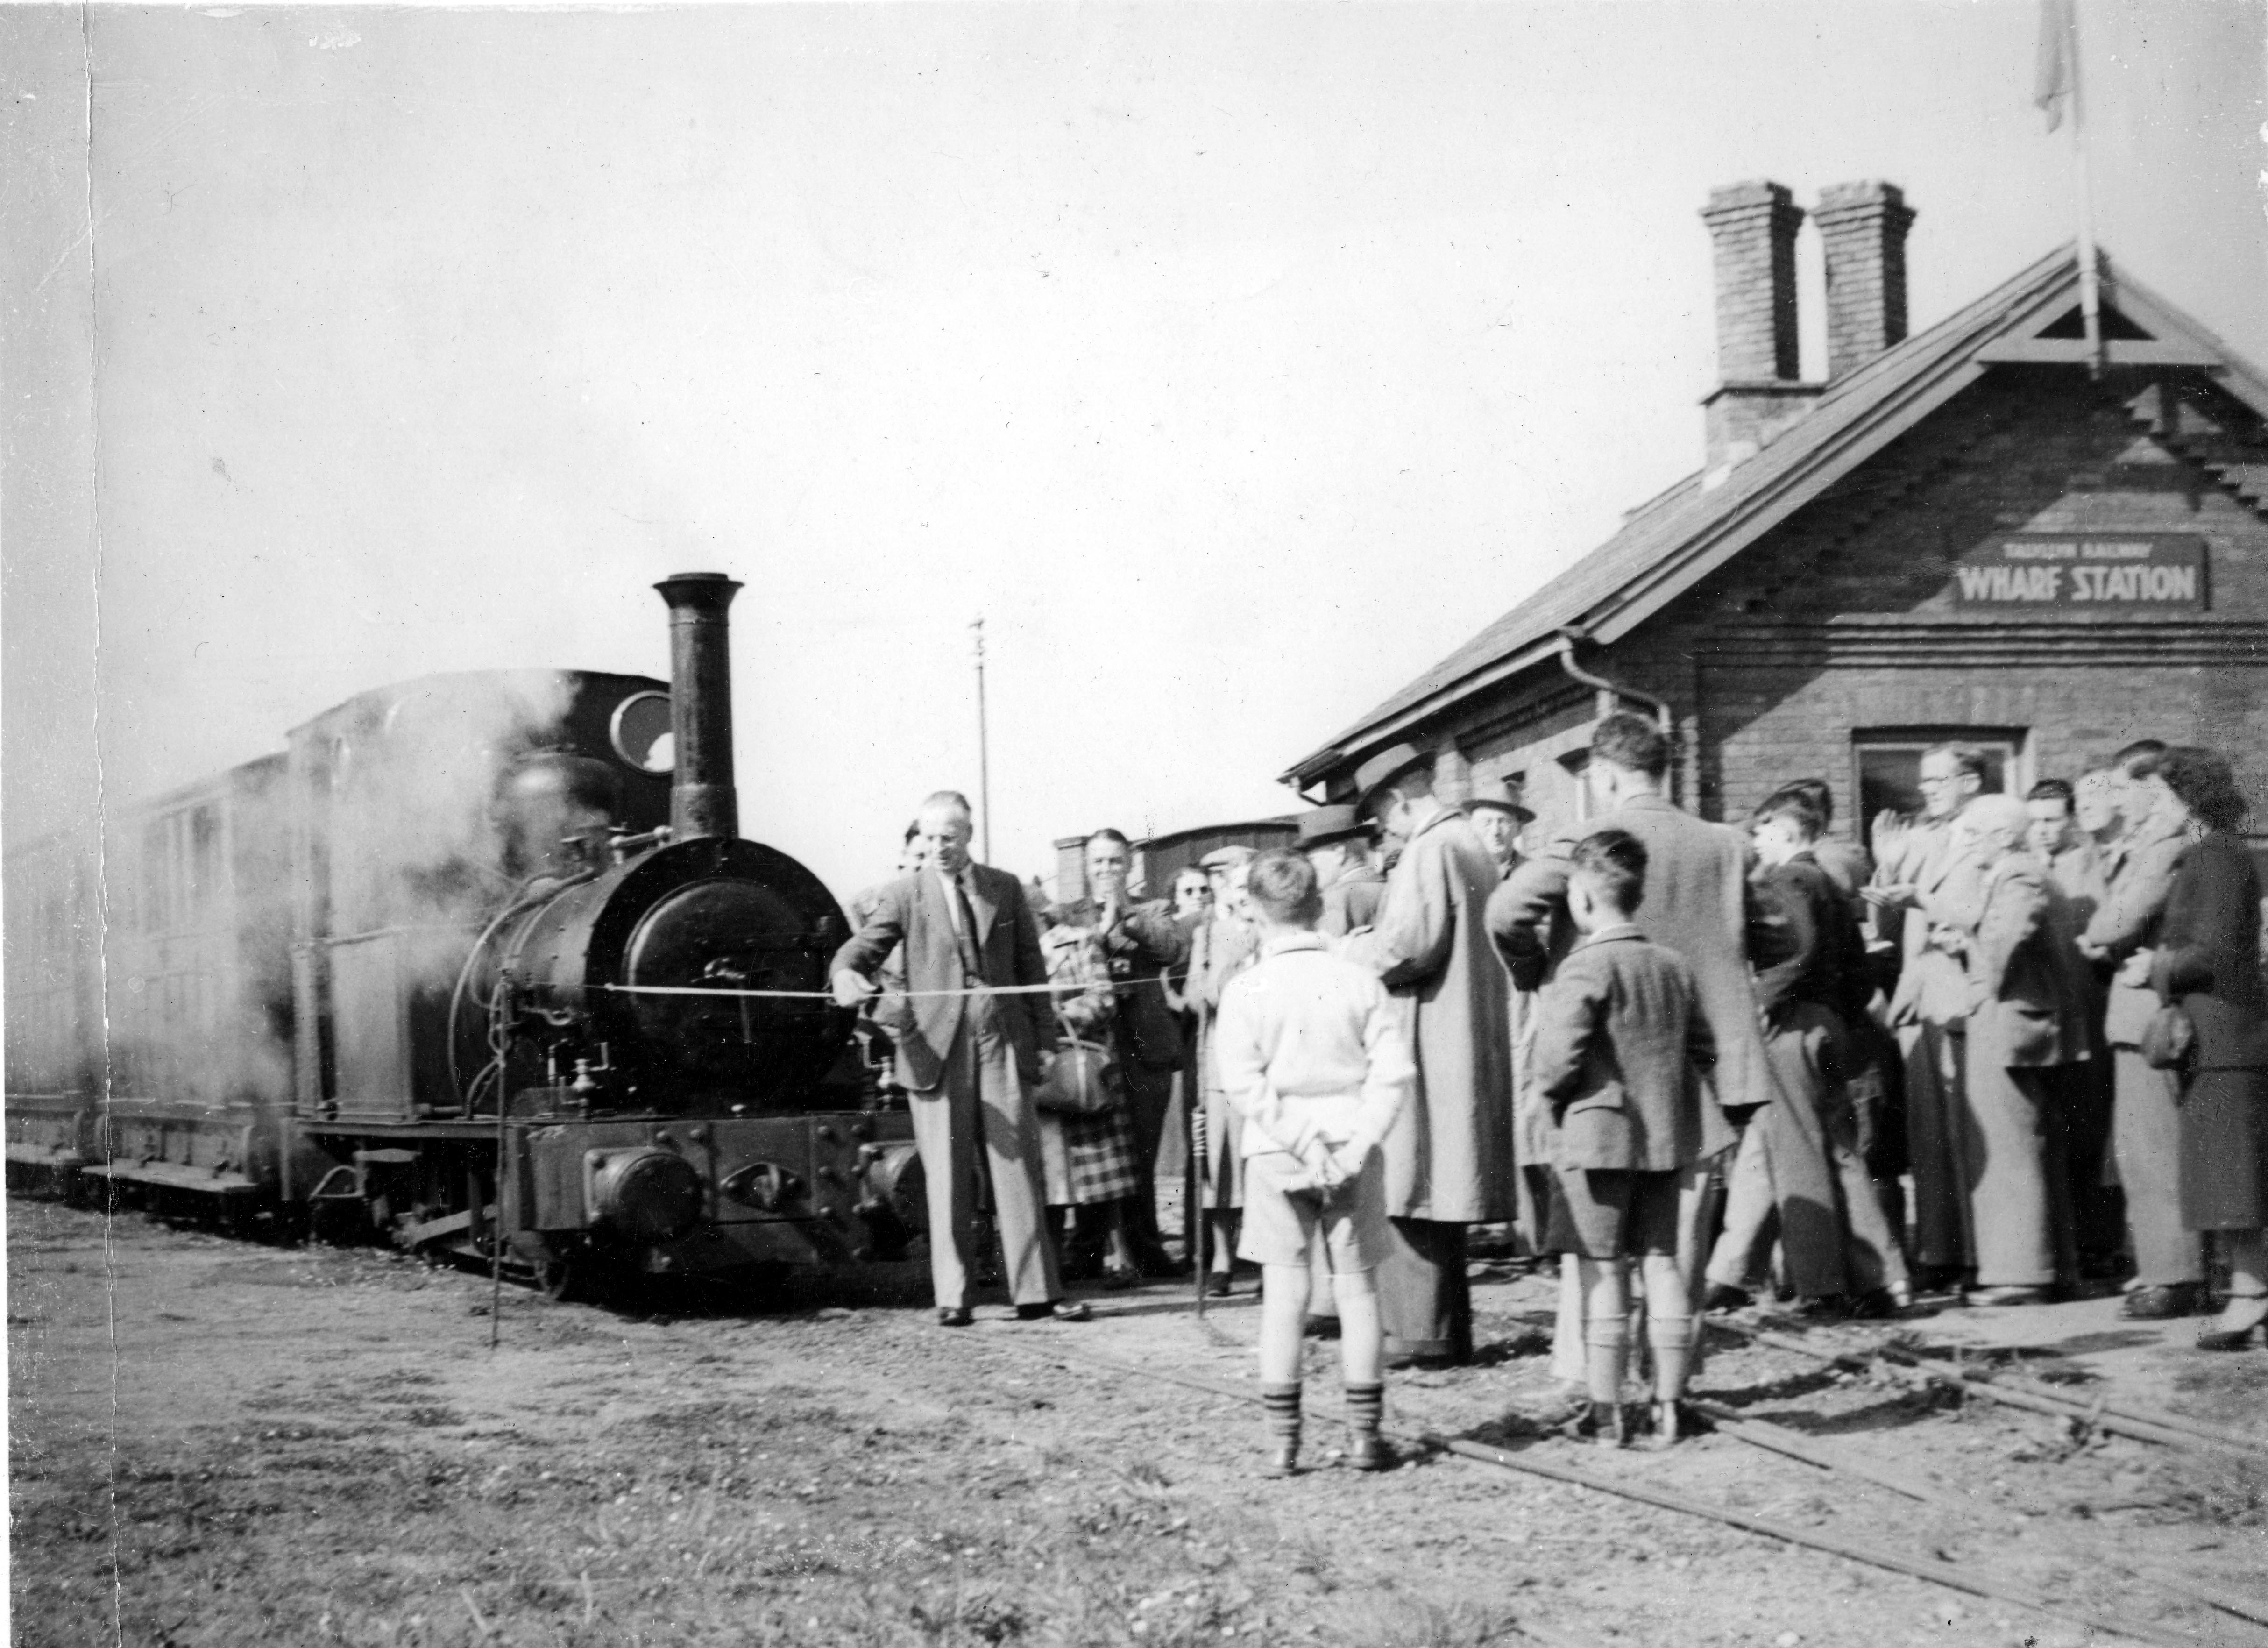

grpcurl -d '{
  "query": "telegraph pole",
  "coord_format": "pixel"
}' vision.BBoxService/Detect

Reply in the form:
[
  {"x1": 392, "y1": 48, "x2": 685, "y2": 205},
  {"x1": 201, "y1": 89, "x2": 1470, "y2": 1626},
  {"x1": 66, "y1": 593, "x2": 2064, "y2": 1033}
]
[{"x1": 971, "y1": 617, "x2": 992, "y2": 863}]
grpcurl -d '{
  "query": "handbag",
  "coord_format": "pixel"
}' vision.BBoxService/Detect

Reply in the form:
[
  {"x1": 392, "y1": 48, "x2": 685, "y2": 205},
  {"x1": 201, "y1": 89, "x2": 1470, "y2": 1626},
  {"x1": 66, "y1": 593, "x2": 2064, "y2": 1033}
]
[
  {"x1": 1032, "y1": 1032, "x2": 1124, "y2": 1116},
  {"x1": 2139, "y1": 1002, "x2": 2196, "y2": 1073}
]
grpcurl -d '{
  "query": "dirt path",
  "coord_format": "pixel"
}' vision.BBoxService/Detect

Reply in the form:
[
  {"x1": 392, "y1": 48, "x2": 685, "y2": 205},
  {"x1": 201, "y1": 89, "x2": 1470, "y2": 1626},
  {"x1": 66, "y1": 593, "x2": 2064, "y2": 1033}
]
[{"x1": 10, "y1": 1198, "x2": 2267, "y2": 1648}]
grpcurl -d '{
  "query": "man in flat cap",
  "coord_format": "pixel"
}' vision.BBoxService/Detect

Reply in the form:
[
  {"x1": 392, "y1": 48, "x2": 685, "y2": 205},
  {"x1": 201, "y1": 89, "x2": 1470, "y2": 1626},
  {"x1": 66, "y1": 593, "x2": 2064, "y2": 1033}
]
[
  {"x1": 1338, "y1": 744, "x2": 1515, "y2": 1364},
  {"x1": 1300, "y1": 804, "x2": 1388, "y2": 939},
  {"x1": 1465, "y1": 778, "x2": 1534, "y2": 882}
]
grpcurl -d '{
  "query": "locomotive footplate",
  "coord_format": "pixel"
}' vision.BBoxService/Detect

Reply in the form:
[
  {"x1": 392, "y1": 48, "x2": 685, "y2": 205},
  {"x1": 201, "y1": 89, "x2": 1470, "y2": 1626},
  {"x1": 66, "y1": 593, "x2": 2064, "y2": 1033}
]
[{"x1": 506, "y1": 1105, "x2": 921, "y2": 1277}]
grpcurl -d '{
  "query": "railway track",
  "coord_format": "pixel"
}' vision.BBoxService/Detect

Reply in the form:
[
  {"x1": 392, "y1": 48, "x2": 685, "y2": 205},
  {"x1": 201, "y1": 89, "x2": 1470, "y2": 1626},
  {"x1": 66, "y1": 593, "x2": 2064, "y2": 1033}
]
[
  {"x1": 23, "y1": 1190, "x2": 2268, "y2": 1647},
  {"x1": 936, "y1": 1286, "x2": 2268, "y2": 1648}
]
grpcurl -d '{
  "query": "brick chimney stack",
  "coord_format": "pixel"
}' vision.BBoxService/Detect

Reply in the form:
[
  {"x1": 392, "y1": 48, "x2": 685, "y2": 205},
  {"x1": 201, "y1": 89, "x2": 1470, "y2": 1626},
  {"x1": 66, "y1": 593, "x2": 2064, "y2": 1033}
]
[
  {"x1": 1699, "y1": 181, "x2": 1820, "y2": 481},
  {"x1": 1703, "y1": 180, "x2": 1804, "y2": 381},
  {"x1": 1815, "y1": 180, "x2": 1915, "y2": 381}
]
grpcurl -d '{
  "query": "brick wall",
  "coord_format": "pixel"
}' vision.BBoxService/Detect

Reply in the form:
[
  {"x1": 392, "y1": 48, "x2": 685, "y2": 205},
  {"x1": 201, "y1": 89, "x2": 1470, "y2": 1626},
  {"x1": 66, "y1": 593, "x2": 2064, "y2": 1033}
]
[{"x1": 1409, "y1": 369, "x2": 2268, "y2": 845}]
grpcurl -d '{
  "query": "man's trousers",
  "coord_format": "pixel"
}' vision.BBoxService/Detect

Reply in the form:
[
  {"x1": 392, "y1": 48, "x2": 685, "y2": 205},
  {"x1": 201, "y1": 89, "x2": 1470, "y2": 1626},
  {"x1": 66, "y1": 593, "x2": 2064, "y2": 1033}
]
[
  {"x1": 1903, "y1": 1020, "x2": 1975, "y2": 1272},
  {"x1": 909, "y1": 998, "x2": 1061, "y2": 1311},
  {"x1": 1120, "y1": 1058, "x2": 1176, "y2": 1247},
  {"x1": 1708, "y1": 1009, "x2": 1910, "y2": 1300},
  {"x1": 2111, "y1": 1045, "x2": 2203, "y2": 1287},
  {"x1": 1379, "y1": 1217, "x2": 1471, "y2": 1362},
  {"x1": 1962, "y1": 1049, "x2": 2073, "y2": 1290}
]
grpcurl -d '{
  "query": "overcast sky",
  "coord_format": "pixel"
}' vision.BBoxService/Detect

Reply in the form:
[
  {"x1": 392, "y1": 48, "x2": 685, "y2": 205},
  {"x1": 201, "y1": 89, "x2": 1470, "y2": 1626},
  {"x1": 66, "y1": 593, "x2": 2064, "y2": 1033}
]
[{"x1": 6, "y1": 1, "x2": 2263, "y2": 899}]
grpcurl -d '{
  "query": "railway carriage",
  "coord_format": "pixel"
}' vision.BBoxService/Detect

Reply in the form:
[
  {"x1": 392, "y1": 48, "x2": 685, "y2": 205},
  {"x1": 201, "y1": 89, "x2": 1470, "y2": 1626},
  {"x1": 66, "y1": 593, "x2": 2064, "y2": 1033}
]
[{"x1": 4, "y1": 574, "x2": 923, "y2": 1299}]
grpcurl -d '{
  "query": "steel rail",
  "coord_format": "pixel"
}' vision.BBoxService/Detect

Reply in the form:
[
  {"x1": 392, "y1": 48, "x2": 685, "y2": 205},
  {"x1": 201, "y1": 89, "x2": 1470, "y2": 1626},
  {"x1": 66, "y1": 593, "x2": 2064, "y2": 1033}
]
[{"x1": 962, "y1": 1324, "x2": 2222, "y2": 1648}]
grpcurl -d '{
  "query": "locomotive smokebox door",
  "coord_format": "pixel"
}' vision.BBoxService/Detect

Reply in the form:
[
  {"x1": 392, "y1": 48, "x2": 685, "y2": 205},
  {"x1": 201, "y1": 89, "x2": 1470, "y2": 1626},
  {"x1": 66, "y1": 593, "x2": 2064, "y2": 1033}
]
[{"x1": 621, "y1": 874, "x2": 834, "y2": 1087}]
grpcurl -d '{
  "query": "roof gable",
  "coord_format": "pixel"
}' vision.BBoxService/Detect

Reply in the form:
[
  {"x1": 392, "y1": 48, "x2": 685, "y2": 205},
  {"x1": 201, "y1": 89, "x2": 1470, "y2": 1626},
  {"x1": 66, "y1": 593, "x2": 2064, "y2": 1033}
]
[{"x1": 1285, "y1": 248, "x2": 2268, "y2": 785}]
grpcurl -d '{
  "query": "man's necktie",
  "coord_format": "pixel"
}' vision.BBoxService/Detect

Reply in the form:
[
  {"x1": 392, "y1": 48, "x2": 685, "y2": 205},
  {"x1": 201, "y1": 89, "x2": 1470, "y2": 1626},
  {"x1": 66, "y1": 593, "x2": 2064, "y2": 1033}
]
[{"x1": 952, "y1": 875, "x2": 987, "y2": 986}]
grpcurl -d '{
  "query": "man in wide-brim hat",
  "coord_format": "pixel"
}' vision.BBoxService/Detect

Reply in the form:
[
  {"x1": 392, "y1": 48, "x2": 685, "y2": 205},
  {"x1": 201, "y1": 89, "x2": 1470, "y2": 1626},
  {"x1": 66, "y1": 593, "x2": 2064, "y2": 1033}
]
[
  {"x1": 1337, "y1": 743, "x2": 1516, "y2": 1365},
  {"x1": 1299, "y1": 803, "x2": 1388, "y2": 939},
  {"x1": 1464, "y1": 778, "x2": 1534, "y2": 881}
]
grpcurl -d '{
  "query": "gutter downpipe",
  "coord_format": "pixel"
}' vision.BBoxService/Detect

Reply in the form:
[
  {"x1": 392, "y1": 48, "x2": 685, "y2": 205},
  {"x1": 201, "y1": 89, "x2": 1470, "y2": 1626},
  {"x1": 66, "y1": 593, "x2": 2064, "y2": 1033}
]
[{"x1": 1553, "y1": 627, "x2": 1680, "y2": 805}]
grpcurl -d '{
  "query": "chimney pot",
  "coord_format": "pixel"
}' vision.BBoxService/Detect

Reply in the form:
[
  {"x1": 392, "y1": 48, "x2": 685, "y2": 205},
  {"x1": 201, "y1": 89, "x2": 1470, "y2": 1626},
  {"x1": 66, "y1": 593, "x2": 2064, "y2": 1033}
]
[{"x1": 1814, "y1": 180, "x2": 1915, "y2": 380}]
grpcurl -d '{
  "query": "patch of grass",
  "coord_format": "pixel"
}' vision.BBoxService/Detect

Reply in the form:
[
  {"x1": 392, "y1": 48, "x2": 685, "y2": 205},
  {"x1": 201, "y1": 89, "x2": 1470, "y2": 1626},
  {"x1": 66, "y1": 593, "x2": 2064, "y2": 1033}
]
[{"x1": 11, "y1": 1387, "x2": 1346, "y2": 1648}]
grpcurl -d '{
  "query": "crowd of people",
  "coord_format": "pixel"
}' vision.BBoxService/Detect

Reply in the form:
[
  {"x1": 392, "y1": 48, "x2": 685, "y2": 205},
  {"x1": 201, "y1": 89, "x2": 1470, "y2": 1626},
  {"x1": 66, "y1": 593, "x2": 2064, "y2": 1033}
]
[{"x1": 827, "y1": 720, "x2": 2268, "y2": 1469}]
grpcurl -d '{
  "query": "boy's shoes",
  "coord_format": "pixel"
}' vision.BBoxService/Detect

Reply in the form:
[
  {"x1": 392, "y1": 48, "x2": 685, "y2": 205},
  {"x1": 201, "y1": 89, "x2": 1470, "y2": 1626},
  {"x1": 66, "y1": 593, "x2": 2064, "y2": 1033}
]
[
  {"x1": 1015, "y1": 1300, "x2": 1091, "y2": 1322},
  {"x1": 1204, "y1": 1272, "x2": 1234, "y2": 1298},
  {"x1": 936, "y1": 1305, "x2": 975, "y2": 1328},
  {"x1": 1345, "y1": 1432, "x2": 1388, "y2": 1472},
  {"x1": 1702, "y1": 1283, "x2": 1751, "y2": 1314},
  {"x1": 1304, "y1": 1315, "x2": 1342, "y2": 1340},
  {"x1": 1565, "y1": 1401, "x2": 1627, "y2": 1449},
  {"x1": 1260, "y1": 1442, "x2": 1299, "y2": 1478},
  {"x1": 1638, "y1": 1401, "x2": 1686, "y2": 1450},
  {"x1": 2122, "y1": 1283, "x2": 2199, "y2": 1320}
]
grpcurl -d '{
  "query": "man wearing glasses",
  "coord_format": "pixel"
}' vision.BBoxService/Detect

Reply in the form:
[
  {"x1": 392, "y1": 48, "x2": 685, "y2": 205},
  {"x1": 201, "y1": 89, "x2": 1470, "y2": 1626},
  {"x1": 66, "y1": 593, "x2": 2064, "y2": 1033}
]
[{"x1": 1864, "y1": 744, "x2": 1988, "y2": 1293}]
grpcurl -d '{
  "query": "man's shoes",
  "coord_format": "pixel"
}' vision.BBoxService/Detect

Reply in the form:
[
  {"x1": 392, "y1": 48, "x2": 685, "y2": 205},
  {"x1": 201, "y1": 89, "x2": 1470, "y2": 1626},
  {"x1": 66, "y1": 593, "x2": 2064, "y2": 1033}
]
[
  {"x1": 1967, "y1": 1285, "x2": 2052, "y2": 1308},
  {"x1": 1345, "y1": 1431, "x2": 1388, "y2": 1472},
  {"x1": 1703, "y1": 1283, "x2": 1751, "y2": 1314},
  {"x1": 936, "y1": 1305, "x2": 974, "y2": 1328},
  {"x1": 2121, "y1": 1283, "x2": 2200, "y2": 1321},
  {"x1": 1015, "y1": 1300, "x2": 1091, "y2": 1323},
  {"x1": 1915, "y1": 1264, "x2": 1969, "y2": 1294},
  {"x1": 1204, "y1": 1272, "x2": 1233, "y2": 1298},
  {"x1": 1133, "y1": 1246, "x2": 1188, "y2": 1279},
  {"x1": 1099, "y1": 1264, "x2": 1140, "y2": 1292},
  {"x1": 1845, "y1": 1287, "x2": 1903, "y2": 1321}
]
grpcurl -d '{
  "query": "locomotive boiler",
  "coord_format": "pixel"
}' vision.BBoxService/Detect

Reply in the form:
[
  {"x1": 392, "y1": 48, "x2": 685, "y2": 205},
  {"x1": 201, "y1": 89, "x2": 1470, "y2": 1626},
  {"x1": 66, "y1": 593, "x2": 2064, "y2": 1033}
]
[{"x1": 4, "y1": 574, "x2": 922, "y2": 1302}]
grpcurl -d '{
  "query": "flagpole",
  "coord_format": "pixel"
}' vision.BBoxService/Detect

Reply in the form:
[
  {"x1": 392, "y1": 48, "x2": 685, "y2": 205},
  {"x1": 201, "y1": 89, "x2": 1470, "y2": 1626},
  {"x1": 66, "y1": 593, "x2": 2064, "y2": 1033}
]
[
  {"x1": 2065, "y1": 0, "x2": 2104, "y2": 377},
  {"x1": 971, "y1": 617, "x2": 992, "y2": 864}
]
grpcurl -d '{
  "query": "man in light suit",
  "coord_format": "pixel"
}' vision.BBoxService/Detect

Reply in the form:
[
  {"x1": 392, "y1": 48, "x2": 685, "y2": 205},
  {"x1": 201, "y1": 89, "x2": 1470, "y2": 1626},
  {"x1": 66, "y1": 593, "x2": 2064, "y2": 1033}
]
[
  {"x1": 1866, "y1": 743, "x2": 1988, "y2": 1287},
  {"x1": 1947, "y1": 794, "x2": 2095, "y2": 1304},
  {"x1": 832, "y1": 791, "x2": 1087, "y2": 1326},
  {"x1": 1339, "y1": 744, "x2": 1515, "y2": 1365}
]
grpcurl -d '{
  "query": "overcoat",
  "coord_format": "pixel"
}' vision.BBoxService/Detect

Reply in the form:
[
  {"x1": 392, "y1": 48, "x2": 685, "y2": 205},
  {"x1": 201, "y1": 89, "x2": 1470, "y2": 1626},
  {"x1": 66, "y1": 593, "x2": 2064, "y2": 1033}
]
[
  {"x1": 1963, "y1": 852, "x2": 2095, "y2": 1069},
  {"x1": 1340, "y1": 805, "x2": 1515, "y2": 1222},
  {"x1": 2149, "y1": 832, "x2": 2268, "y2": 1069},
  {"x1": 1489, "y1": 792, "x2": 1777, "y2": 1116}
]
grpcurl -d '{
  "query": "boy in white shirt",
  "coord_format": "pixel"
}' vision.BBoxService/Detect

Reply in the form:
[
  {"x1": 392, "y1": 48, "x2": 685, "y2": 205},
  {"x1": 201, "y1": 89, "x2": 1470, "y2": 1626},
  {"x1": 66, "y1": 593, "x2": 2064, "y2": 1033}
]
[{"x1": 1213, "y1": 851, "x2": 1417, "y2": 1476}]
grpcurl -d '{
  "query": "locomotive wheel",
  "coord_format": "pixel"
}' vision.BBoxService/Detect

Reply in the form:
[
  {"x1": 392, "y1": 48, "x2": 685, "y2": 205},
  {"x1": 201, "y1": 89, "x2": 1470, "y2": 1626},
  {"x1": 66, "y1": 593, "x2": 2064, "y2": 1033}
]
[{"x1": 540, "y1": 1253, "x2": 615, "y2": 1306}]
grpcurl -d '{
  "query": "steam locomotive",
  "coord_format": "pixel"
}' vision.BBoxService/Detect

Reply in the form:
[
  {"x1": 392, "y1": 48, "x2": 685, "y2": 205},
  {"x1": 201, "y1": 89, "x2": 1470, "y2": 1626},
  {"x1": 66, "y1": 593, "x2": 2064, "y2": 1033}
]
[{"x1": 3, "y1": 575, "x2": 922, "y2": 1300}]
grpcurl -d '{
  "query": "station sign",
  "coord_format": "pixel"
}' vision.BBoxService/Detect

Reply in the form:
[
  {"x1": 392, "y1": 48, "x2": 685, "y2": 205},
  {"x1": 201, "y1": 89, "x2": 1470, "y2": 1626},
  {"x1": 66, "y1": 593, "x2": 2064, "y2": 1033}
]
[{"x1": 1950, "y1": 533, "x2": 2207, "y2": 611}]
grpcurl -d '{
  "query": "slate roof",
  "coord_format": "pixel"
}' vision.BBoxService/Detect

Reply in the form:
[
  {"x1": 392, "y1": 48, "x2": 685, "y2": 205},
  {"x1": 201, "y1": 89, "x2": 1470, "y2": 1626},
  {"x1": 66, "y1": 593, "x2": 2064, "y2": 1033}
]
[{"x1": 1282, "y1": 246, "x2": 2268, "y2": 788}]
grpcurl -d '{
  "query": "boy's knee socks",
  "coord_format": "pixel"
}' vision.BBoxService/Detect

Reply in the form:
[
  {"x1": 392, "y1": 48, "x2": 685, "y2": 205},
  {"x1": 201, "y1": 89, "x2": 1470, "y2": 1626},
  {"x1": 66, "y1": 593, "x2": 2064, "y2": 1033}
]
[
  {"x1": 1261, "y1": 1381, "x2": 1303, "y2": 1447},
  {"x1": 1342, "y1": 1381, "x2": 1383, "y2": 1436},
  {"x1": 1647, "y1": 1315, "x2": 1697, "y2": 1401},
  {"x1": 1582, "y1": 1316, "x2": 1630, "y2": 1405}
]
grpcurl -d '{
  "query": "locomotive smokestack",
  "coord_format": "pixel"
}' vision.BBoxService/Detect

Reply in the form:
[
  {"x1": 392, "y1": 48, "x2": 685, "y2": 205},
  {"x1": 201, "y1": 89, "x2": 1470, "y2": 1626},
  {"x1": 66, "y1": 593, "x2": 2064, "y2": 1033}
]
[{"x1": 654, "y1": 572, "x2": 742, "y2": 840}]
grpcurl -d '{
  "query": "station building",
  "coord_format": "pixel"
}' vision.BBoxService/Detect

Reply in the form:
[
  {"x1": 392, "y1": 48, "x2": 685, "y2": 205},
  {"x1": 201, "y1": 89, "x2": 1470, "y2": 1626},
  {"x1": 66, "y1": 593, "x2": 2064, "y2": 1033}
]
[{"x1": 1283, "y1": 180, "x2": 2268, "y2": 855}]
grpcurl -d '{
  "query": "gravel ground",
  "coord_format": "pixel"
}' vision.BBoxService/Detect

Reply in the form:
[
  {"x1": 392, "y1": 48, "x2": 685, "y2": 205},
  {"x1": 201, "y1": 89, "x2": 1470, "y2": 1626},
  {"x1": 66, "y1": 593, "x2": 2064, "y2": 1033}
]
[{"x1": 10, "y1": 1196, "x2": 2268, "y2": 1648}]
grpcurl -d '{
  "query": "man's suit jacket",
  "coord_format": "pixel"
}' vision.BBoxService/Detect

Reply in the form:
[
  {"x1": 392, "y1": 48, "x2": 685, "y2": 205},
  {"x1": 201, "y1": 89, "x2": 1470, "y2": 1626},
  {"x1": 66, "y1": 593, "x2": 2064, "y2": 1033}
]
[
  {"x1": 1887, "y1": 813, "x2": 1985, "y2": 1029},
  {"x1": 1489, "y1": 791, "x2": 1778, "y2": 1116},
  {"x1": 1320, "y1": 867, "x2": 1388, "y2": 939},
  {"x1": 1528, "y1": 927, "x2": 1730, "y2": 1172},
  {"x1": 831, "y1": 863, "x2": 1051, "y2": 1092},
  {"x1": 1964, "y1": 852, "x2": 2094, "y2": 1069},
  {"x1": 2083, "y1": 811, "x2": 2195, "y2": 1046}
]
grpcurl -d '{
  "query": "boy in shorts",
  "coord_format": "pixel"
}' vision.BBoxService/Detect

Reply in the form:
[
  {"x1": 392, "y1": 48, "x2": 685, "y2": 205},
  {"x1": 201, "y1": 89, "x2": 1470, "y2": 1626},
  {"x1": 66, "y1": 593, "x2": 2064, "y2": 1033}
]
[
  {"x1": 1532, "y1": 829, "x2": 1727, "y2": 1447},
  {"x1": 1213, "y1": 850, "x2": 1416, "y2": 1476}
]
